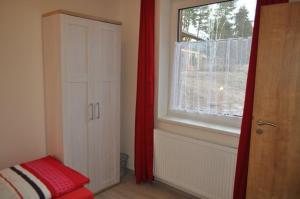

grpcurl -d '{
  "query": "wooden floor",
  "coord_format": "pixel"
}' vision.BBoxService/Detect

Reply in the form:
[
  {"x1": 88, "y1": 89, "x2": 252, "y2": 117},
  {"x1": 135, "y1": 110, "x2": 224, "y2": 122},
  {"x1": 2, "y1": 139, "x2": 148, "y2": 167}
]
[{"x1": 95, "y1": 173, "x2": 200, "y2": 199}]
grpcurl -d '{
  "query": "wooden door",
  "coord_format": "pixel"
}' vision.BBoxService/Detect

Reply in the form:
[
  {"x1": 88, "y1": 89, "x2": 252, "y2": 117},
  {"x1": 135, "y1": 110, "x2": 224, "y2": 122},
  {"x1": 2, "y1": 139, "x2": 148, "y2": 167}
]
[
  {"x1": 246, "y1": 3, "x2": 300, "y2": 199},
  {"x1": 61, "y1": 15, "x2": 93, "y2": 177},
  {"x1": 87, "y1": 22, "x2": 121, "y2": 193}
]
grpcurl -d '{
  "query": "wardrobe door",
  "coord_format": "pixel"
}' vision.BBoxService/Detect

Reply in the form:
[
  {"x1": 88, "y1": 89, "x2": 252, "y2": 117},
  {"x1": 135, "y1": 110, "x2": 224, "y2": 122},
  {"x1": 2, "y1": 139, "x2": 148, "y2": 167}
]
[
  {"x1": 88, "y1": 22, "x2": 121, "y2": 192},
  {"x1": 61, "y1": 15, "x2": 93, "y2": 177}
]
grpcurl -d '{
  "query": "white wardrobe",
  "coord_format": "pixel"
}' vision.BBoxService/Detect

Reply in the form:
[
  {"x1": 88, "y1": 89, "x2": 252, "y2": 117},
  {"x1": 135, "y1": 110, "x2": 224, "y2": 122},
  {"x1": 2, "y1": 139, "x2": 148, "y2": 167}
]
[{"x1": 42, "y1": 11, "x2": 121, "y2": 193}]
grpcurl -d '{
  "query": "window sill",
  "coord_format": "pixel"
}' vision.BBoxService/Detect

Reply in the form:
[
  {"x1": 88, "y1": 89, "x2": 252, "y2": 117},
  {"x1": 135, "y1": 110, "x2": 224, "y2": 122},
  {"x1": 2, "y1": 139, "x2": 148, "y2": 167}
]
[{"x1": 157, "y1": 115, "x2": 240, "y2": 137}]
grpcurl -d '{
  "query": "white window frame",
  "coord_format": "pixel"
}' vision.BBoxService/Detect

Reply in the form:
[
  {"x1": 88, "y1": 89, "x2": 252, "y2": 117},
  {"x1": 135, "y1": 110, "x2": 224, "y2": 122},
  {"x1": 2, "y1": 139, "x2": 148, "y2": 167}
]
[{"x1": 157, "y1": 0, "x2": 245, "y2": 132}]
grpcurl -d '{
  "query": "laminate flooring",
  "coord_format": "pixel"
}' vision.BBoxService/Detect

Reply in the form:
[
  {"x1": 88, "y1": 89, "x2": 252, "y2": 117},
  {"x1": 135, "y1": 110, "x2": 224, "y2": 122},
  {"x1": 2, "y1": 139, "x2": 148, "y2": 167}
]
[{"x1": 95, "y1": 173, "x2": 200, "y2": 199}]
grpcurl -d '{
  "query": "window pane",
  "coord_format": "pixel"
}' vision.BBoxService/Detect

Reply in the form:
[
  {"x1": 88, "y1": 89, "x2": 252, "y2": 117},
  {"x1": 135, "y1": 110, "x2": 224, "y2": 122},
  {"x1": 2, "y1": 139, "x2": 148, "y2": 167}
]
[
  {"x1": 170, "y1": 38, "x2": 252, "y2": 116},
  {"x1": 178, "y1": 0, "x2": 256, "y2": 42},
  {"x1": 170, "y1": 0, "x2": 256, "y2": 118}
]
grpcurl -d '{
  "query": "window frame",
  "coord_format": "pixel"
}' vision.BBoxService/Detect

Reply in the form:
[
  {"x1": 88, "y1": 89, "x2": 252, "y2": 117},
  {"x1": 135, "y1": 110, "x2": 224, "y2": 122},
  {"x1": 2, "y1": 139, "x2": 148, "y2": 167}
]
[{"x1": 161, "y1": 0, "x2": 248, "y2": 131}]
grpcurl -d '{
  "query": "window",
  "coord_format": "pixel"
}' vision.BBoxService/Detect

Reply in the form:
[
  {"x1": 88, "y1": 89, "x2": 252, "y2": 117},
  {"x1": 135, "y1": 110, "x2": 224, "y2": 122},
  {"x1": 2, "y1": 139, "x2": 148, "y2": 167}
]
[{"x1": 167, "y1": 0, "x2": 256, "y2": 129}]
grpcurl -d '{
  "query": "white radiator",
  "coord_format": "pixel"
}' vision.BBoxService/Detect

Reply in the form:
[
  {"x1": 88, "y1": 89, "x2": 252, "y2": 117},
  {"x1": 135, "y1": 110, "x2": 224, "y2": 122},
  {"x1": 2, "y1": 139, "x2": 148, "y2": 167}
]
[{"x1": 154, "y1": 129, "x2": 237, "y2": 199}]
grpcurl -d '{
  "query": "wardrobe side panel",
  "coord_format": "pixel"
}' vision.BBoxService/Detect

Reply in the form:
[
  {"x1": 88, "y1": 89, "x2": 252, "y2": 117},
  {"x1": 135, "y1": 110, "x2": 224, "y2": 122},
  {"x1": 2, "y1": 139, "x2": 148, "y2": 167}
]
[{"x1": 43, "y1": 15, "x2": 64, "y2": 161}]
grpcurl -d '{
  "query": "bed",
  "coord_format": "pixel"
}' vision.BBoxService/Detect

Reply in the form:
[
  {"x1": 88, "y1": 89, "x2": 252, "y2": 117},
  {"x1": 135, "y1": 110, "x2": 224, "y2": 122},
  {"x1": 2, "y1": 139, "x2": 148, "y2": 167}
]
[{"x1": 0, "y1": 156, "x2": 94, "y2": 199}]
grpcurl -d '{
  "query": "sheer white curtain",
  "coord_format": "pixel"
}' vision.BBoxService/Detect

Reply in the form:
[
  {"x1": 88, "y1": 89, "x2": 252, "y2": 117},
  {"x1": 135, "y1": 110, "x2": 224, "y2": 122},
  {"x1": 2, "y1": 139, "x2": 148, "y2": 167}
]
[{"x1": 170, "y1": 38, "x2": 252, "y2": 117}]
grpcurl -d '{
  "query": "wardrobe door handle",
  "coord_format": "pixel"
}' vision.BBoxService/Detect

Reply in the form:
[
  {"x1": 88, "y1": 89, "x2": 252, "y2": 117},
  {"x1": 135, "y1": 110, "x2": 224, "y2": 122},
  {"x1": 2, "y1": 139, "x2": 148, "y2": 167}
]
[
  {"x1": 96, "y1": 102, "x2": 100, "y2": 119},
  {"x1": 89, "y1": 103, "x2": 94, "y2": 120}
]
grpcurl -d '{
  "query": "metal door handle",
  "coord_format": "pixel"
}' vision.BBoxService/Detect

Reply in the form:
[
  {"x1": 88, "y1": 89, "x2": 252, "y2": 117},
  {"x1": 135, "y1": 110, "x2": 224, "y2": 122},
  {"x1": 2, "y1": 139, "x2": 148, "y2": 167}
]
[
  {"x1": 96, "y1": 102, "x2": 100, "y2": 119},
  {"x1": 256, "y1": 120, "x2": 277, "y2": 127},
  {"x1": 89, "y1": 103, "x2": 94, "y2": 120}
]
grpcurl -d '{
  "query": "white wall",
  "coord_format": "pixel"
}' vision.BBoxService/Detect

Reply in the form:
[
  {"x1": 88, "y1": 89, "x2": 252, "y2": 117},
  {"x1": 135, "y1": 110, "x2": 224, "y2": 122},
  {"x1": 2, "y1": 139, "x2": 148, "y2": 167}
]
[
  {"x1": 119, "y1": 0, "x2": 141, "y2": 170},
  {"x1": 0, "y1": 0, "x2": 121, "y2": 169}
]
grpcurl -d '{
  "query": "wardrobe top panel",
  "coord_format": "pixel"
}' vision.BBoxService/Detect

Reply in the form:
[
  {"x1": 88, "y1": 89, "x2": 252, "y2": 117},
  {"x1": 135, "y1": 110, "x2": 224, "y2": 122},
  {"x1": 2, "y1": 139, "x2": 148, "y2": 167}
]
[{"x1": 42, "y1": 10, "x2": 122, "y2": 26}]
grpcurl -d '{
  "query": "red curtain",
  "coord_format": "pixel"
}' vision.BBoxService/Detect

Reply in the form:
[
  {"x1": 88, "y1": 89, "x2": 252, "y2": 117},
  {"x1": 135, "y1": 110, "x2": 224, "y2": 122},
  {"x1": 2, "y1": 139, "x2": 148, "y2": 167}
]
[
  {"x1": 134, "y1": 0, "x2": 155, "y2": 183},
  {"x1": 233, "y1": 0, "x2": 288, "y2": 198}
]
